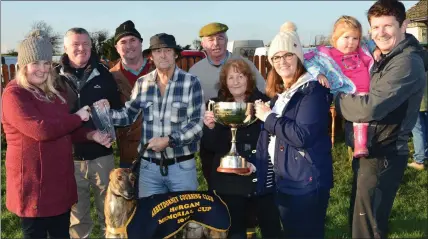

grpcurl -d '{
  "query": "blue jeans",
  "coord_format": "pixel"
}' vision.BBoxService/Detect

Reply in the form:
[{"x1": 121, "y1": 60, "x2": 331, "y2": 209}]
[
  {"x1": 412, "y1": 111, "x2": 428, "y2": 164},
  {"x1": 138, "y1": 158, "x2": 198, "y2": 198}
]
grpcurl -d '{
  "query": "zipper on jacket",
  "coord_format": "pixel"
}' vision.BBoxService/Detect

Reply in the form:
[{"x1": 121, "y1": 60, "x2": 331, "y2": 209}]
[
  {"x1": 76, "y1": 81, "x2": 81, "y2": 109},
  {"x1": 77, "y1": 93, "x2": 81, "y2": 109}
]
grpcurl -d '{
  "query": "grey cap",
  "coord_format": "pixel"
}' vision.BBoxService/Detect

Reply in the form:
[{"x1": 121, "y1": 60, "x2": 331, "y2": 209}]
[{"x1": 17, "y1": 30, "x2": 53, "y2": 66}]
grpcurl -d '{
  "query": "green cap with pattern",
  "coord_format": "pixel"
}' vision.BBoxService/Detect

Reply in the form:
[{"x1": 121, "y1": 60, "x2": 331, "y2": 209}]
[{"x1": 199, "y1": 22, "x2": 229, "y2": 37}]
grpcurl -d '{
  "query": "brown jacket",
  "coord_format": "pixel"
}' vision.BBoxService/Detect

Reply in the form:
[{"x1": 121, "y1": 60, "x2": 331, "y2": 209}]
[{"x1": 110, "y1": 61, "x2": 143, "y2": 164}]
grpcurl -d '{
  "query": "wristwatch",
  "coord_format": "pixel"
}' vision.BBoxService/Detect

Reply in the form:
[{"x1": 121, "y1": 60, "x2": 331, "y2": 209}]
[{"x1": 168, "y1": 135, "x2": 176, "y2": 148}]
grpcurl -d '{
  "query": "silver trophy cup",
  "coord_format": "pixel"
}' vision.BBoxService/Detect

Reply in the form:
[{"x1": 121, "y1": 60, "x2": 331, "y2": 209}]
[{"x1": 207, "y1": 101, "x2": 258, "y2": 174}]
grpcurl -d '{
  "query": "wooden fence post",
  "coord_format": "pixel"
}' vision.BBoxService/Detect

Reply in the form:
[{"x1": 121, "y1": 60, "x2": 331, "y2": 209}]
[
  {"x1": 2, "y1": 64, "x2": 10, "y2": 88},
  {"x1": 180, "y1": 58, "x2": 188, "y2": 72},
  {"x1": 10, "y1": 64, "x2": 16, "y2": 80},
  {"x1": 188, "y1": 58, "x2": 195, "y2": 70}
]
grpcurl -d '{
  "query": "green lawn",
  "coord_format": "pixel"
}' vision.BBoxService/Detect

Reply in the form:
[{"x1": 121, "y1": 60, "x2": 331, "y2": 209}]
[{"x1": 1, "y1": 137, "x2": 427, "y2": 238}]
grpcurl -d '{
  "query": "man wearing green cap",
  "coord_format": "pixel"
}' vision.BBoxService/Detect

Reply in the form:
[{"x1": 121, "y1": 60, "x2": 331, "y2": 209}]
[
  {"x1": 189, "y1": 22, "x2": 266, "y2": 102},
  {"x1": 189, "y1": 23, "x2": 266, "y2": 238}
]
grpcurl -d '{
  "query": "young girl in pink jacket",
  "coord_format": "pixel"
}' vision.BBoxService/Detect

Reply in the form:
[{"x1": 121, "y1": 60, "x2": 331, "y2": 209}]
[{"x1": 304, "y1": 16, "x2": 377, "y2": 158}]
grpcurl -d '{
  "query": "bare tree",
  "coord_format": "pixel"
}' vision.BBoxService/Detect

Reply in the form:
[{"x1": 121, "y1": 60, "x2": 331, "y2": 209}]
[
  {"x1": 6, "y1": 49, "x2": 18, "y2": 56},
  {"x1": 192, "y1": 39, "x2": 202, "y2": 51},
  {"x1": 28, "y1": 21, "x2": 62, "y2": 55},
  {"x1": 90, "y1": 30, "x2": 110, "y2": 56},
  {"x1": 313, "y1": 34, "x2": 331, "y2": 46},
  {"x1": 183, "y1": 44, "x2": 191, "y2": 50},
  {"x1": 177, "y1": 44, "x2": 191, "y2": 50},
  {"x1": 100, "y1": 36, "x2": 120, "y2": 62},
  {"x1": 320, "y1": 35, "x2": 331, "y2": 46}
]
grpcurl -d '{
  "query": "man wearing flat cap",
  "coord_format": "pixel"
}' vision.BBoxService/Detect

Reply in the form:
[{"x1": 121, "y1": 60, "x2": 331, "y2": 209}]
[
  {"x1": 189, "y1": 22, "x2": 266, "y2": 102},
  {"x1": 110, "y1": 20, "x2": 152, "y2": 168},
  {"x1": 98, "y1": 33, "x2": 205, "y2": 197}
]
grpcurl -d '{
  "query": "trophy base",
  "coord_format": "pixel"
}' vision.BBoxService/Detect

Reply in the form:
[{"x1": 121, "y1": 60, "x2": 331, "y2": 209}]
[
  {"x1": 216, "y1": 167, "x2": 250, "y2": 174},
  {"x1": 216, "y1": 154, "x2": 250, "y2": 174}
]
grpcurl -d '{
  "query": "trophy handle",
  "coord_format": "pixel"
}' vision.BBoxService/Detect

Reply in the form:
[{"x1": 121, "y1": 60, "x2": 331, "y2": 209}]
[{"x1": 208, "y1": 100, "x2": 215, "y2": 112}]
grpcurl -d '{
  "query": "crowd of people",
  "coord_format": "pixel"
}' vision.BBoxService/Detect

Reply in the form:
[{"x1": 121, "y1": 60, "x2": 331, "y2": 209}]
[{"x1": 2, "y1": 0, "x2": 428, "y2": 238}]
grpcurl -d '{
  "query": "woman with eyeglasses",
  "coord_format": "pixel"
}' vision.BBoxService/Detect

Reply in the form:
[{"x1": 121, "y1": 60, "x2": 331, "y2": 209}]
[{"x1": 254, "y1": 22, "x2": 333, "y2": 238}]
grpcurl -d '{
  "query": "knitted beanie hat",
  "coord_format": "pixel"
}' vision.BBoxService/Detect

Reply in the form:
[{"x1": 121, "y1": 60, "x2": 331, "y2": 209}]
[
  {"x1": 267, "y1": 22, "x2": 304, "y2": 65},
  {"x1": 114, "y1": 20, "x2": 142, "y2": 44},
  {"x1": 17, "y1": 30, "x2": 53, "y2": 66}
]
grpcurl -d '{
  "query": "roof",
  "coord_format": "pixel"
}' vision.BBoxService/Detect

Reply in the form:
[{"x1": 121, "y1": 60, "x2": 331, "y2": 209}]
[{"x1": 406, "y1": 0, "x2": 427, "y2": 22}]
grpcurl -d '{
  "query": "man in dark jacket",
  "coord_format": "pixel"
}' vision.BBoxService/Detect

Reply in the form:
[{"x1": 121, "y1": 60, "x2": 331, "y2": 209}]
[
  {"x1": 55, "y1": 27, "x2": 122, "y2": 238},
  {"x1": 335, "y1": 1, "x2": 428, "y2": 238}
]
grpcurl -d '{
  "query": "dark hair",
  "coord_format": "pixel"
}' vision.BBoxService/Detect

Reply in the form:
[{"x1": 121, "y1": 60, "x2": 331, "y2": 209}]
[
  {"x1": 367, "y1": 0, "x2": 406, "y2": 27},
  {"x1": 219, "y1": 59, "x2": 256, "y2": 102},
  {"x1": 265, "y1": 57, "x2": 307, "y2": 98}
]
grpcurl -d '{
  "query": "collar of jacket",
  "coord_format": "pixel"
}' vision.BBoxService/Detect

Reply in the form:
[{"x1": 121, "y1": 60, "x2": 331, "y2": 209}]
[
  {"x1": 121, "y1": 58, "x2": 147, "y2": 76},
  {"x1": 59, "y1": 67, "x2": 100, "y2": 93},
  {"x1": 269, "y1": 74, "x2": 318, "y2": 109},
  {"x1": 60, "y1": 52, "x2": 99, "y2": 74},
  {"x1": 372, "y1": 33, "x2": 428, "y2": 73},
  {"x1": 206, "y1": 51, "x2": 231, "y2": 67},
  {"x1": 149, "y1": 65, "x2": 182, "y2": 83},
  {"x1": 110, "y1": 60, "x2": 134, "y2": 101},
  {"x1": 58, "y1": 53, "x2": 101, "y2": 92}
]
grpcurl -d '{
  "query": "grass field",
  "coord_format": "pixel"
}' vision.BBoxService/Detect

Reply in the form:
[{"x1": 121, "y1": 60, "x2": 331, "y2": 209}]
[{"x1": 1, "y1": 137, "x2": 427, "y2": 238}]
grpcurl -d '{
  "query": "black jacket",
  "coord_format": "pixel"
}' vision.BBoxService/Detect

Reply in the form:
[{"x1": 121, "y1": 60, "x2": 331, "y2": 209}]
[
  {"x1": 336, "y1": 34, "x2": 428, "y2": 156},
  {"x1": 200, "y1": 89, "x2": 271, "y2": 196},
  {"x1": 55, "y1": 53, "x2": 122, "y2": 160}
]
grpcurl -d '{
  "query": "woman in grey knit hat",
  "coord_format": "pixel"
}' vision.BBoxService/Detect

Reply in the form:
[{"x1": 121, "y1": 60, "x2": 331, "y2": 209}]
[{"x1": 1, "y1": 30, "x2": 109, "y2": 239}]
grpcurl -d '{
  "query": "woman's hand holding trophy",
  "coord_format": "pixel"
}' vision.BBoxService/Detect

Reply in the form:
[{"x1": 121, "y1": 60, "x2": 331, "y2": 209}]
[
  {"x1": 254, "y1": 99, "x2": 272, "y2": 122},
  {"x1": 203, "y1": 111, "x2": 216, "y2": 129}
]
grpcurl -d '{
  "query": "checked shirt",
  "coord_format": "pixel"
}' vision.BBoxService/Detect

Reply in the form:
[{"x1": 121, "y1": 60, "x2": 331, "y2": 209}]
[{"x1": 110, "y1": 66, "x2": 205, "y2": 159}]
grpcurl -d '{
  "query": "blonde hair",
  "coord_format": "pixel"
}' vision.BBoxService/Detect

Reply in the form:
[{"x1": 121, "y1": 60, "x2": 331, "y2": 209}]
[
  {"x1": 330, "y1": 15, "x2": 362, "y2": 48},
  {"x1": 16, "y1": 63, "x2": 66, "y2": 103}
]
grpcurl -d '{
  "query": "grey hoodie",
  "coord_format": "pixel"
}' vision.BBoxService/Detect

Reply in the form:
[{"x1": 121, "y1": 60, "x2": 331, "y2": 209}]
[{"x1": 335, "y1": 33, "x2": 428, "y2": 156}]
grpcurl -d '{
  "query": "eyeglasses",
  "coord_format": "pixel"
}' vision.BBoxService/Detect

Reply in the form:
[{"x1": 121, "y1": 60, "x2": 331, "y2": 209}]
[{"x1": 272, "y1": 53, "x2": 294, "y2": 63}]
